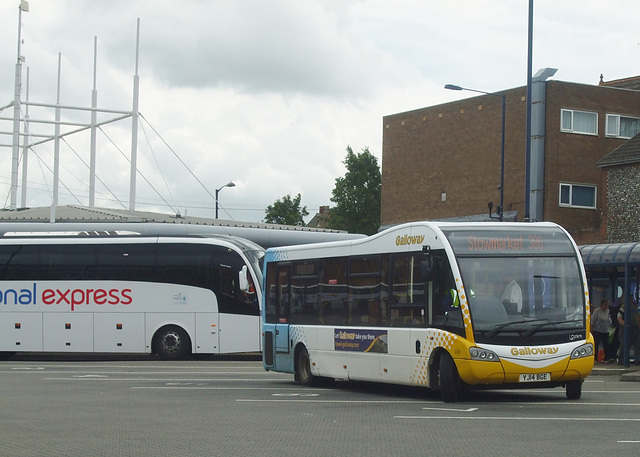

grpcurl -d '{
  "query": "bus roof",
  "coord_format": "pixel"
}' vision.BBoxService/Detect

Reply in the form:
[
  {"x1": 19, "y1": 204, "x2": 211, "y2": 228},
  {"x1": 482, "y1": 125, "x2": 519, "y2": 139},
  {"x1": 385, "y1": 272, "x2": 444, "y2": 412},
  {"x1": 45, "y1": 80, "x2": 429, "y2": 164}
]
[
  {"x1": 0, "y1": 221, "x2": 364, "y2": 249},
  {"x1": 264, "y1": 220, "x2": 573, "y2": 258}
]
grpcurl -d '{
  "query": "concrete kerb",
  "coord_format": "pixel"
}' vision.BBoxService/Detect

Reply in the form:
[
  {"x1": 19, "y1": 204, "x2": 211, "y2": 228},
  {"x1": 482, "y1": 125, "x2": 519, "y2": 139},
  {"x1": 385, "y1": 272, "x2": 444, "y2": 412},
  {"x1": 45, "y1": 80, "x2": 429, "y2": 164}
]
[{"x1": 591, "y1": 362, "x2": 640, "y2": 382}]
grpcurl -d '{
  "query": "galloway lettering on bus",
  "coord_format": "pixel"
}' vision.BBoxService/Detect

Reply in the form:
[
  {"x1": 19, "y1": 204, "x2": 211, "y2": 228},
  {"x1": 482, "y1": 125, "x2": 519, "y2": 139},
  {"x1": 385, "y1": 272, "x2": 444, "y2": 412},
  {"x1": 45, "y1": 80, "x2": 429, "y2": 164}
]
[
  {"x1": 510, "y1": 346, "x2": 559, "y2": 356},
  {"x1": 334, "y1": 329, "x2": 388, "y2": 353},
  {"x1": 395, "y1": 234, "x2": 425, "y2": 246},
  {"x1": 0, "y1": 283, "x2": 133, "y2": 311}
]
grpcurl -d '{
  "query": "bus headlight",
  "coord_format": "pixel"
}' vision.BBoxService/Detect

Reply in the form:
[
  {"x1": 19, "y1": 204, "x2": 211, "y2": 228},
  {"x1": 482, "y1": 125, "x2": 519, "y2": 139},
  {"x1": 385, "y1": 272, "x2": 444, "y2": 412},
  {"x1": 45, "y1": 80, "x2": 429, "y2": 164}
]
[
  {"x1": 469, "y1": 347, "x2": 499, "y2": 362},
  {"x1": 570, "y1": 343, "x2": 594, "y2": 360}
]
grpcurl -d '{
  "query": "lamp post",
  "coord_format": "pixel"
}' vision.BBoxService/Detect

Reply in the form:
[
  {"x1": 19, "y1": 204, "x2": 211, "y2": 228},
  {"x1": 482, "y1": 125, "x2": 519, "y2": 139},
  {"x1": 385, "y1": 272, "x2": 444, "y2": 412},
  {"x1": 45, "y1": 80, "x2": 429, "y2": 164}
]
[
  {"x1": 445, "y1": 84, "x2": 505, "y2": 222},
  {"x1": 215, "y1": 181, "x2": 235, "y2": 219}
]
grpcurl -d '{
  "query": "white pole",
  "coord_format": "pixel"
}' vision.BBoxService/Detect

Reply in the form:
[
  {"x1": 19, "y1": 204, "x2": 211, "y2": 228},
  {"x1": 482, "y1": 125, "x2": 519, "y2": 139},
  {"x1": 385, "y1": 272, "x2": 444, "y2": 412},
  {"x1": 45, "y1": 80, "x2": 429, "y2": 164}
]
[
  {"x1": 129, "y1": 18, "x2": 140, "y2": 210},
  {"x1": 89, "y1": 36, "x2": 98, "y2": 207},
  {"x1": 52, "y1": 52, "x2": 61, "y2": 209},
  {"x1": 10, "y1": 3, "x2": 26, "y2": 210},
  {"x1": 20, "y1": 67, "x2": 29, "y2": 207}
]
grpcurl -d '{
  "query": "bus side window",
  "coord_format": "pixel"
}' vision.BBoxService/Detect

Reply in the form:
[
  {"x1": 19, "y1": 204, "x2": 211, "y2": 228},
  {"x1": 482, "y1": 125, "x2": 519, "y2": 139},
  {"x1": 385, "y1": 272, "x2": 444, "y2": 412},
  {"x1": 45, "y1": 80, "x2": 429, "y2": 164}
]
[
  {"x1": 389, "y1": 253, "x2": 425, "y2": 327},
  {"x1": 276, "y1": 264, "x2": 290, "y2": 323},
  {"x1": 319, "y1": 258, "x2": 347, "y2": 325},
  {"x1": 211, "y1": 248, "x2": 259, "y2": 316},
  {"x1": 94, "y1": 244, "x2": 155, "y2": 282},
  {"x1": 1, "y1": 245, "x2": 40, "y2": 280},
  {"x1": 291, "y1": 260, "x2": 320, "y2": 325},
  {"x1": 349, "y1": 256, "x2": 383, "y2": 326},
  {"x1": 265, "y1": 263, "x2": 278, "y2": 324}
]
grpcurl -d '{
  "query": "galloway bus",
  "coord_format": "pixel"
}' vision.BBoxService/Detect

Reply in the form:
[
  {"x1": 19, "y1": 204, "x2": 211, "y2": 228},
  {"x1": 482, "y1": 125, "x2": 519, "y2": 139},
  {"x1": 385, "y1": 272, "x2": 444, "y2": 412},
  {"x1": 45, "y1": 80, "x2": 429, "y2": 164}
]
[
  {"x1": 261, "y1": 221, "x2": 594, "y2": 402},
  {"x1": 0, "y1": 230, "x2": 264, "y2": 359}
]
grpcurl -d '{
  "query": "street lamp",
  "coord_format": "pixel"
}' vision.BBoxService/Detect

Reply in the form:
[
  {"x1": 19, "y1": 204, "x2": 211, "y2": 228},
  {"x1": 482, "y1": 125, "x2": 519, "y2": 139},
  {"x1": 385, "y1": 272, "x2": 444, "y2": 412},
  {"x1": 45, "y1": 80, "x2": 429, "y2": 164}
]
[
  {"x1": 445, "y1": 84, "x2": 506, "y2": 222},
  {"x1": 215, "y1": 181, "x2": 235, "y2": 219}
]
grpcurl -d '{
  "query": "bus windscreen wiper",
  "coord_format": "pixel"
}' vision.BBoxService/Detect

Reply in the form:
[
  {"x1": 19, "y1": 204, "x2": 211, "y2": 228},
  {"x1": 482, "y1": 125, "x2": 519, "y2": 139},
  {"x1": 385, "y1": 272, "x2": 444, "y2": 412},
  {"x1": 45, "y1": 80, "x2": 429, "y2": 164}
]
[
  {"x1": 484, "y1": 319, "x2": 548, "y2": 338},
  {"x1": 522, "y1": 319, "x2": 581, "y2": 338}
]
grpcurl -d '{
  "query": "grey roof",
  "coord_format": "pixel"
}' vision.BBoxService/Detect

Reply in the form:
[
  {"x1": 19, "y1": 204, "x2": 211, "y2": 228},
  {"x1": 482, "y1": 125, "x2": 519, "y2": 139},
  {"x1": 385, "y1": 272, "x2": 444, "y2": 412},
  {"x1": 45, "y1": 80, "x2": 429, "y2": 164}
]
[
  {"x1": 0, "y1": 204, "x2": 323, "y2": 228},
  {"x1": 0, "y1": 205, "x2": 365, "y2": 248},
  {"x1": 379, "y1": 210, "x2": 518, "y2": 231},
  {"x1": 597, "y1": 133, "x2": 640, "y2": 167},
  {"x1": 599, "y1": 75, "x2": 640, "y2": 91},
  {"x1": 580, "y1": 242, "x2": 640, "y2": 266}
]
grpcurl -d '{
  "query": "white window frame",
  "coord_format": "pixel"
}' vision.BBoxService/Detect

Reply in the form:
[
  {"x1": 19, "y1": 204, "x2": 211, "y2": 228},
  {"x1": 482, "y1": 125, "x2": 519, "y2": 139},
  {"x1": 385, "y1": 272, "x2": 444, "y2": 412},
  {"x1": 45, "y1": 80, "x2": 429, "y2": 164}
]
[
  {"x1": 559, "y1": 183, "x2": 597, "y2": 209},
  {"x1": 605, "y1": 113, "x2": 640, "y2": 139},
  {"x1": 560, "y1": 109, "x2": 598, "y2": 136}
]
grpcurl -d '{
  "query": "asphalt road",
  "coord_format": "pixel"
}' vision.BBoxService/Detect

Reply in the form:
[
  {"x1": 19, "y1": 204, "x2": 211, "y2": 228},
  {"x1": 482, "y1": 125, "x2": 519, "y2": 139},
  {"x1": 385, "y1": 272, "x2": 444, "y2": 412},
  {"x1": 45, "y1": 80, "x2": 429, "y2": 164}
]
[{"x1": 1, "y1": 355, "x2": 639, "y2": 457}]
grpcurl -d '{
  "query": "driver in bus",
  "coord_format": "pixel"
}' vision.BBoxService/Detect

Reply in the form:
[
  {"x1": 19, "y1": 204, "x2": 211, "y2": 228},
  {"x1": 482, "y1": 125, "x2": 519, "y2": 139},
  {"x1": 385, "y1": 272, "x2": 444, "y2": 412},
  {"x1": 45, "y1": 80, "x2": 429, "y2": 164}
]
[
  {"x1": 501, "y1": 274, "x2": 523, "y2": 313},
  {"x1": 440, "y1": 274, "x2": 460, "y2": 313}
]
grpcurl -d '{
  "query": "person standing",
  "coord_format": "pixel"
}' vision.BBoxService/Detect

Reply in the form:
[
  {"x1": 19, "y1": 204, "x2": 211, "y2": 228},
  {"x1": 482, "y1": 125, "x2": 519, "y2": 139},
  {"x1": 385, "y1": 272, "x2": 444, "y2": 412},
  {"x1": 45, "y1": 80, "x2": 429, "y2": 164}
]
[
  {"x1": 617, "y1": 298, "x2": 640, "y2": 365},
  {"x1": 591, "y1": 299, "x2": 612, "y2": 363}
]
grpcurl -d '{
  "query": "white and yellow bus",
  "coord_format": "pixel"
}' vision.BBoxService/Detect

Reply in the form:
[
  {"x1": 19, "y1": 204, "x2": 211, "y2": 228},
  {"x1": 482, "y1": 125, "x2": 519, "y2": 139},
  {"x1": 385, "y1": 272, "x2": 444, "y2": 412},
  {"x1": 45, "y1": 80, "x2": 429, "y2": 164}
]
[{"x1": 261, "y1": 221, "x2": 594, "y2": 401}]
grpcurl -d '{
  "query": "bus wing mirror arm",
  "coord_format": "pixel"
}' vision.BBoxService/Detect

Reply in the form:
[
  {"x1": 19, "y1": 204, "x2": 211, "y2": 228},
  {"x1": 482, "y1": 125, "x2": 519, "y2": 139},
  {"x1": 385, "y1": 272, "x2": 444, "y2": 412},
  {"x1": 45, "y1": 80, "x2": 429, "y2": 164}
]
[{"x1": 239, "y1": 265, "x2": 249, "y2": 292}]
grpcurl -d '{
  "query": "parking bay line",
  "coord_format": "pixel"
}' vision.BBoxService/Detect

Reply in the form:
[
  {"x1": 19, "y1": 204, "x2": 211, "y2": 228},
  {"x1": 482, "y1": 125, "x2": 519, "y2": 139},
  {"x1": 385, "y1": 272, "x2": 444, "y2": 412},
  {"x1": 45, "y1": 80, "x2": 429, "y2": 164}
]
[
  {"x1": 395, "y1": 415, "x2": 640, "y2": 422},
  {"x1": 236, "y1": 399, "x2": 440, "y2": 404},
  {"x1": 44, "y1": 377, "x2": 288, "y2": 382}
]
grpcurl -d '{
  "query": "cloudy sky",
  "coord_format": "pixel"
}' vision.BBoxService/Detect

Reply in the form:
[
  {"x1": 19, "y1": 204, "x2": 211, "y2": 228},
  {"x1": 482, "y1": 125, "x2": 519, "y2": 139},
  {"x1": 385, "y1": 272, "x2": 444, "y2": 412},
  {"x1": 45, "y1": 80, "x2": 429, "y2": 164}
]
[{"x1": 1, "y1": 0, "x2": 638, "y2": 222}]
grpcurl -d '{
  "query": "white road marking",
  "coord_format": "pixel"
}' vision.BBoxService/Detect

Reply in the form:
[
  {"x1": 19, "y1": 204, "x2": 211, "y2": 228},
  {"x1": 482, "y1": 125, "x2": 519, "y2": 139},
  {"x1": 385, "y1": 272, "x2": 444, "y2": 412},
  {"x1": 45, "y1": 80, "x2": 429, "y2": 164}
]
[{"x1": 395, "y1": 416, "x2": 640, "y2": 422}]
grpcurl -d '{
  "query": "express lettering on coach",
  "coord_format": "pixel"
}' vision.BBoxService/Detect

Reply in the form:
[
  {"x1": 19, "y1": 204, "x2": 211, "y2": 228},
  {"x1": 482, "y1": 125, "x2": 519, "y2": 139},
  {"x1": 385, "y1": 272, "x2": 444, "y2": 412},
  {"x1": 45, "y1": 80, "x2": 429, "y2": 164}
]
[{"x1": 0, "y1": 283, "x2": 132, "y2": 311}]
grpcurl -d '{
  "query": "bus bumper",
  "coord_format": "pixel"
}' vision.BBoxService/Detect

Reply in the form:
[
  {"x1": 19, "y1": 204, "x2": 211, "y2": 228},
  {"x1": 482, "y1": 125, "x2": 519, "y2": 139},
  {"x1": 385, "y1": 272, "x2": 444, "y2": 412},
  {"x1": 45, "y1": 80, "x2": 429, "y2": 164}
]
[{"x1": 456, "y1": 354, "x2": 593, "y2": 386}]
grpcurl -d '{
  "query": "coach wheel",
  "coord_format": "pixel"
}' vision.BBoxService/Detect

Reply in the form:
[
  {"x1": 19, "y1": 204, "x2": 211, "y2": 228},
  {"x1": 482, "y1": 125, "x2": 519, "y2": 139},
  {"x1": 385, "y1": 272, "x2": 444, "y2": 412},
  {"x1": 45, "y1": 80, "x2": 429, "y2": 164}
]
[
  {"x1": 155, "y1": 326, "x2": 191, "y2": 360},
  {"x1": 439, "y1": 352, "x2": 461, "y2": 403},
  {"x1": 565, "y1": 380, "x2": 582, "y2": 400}
]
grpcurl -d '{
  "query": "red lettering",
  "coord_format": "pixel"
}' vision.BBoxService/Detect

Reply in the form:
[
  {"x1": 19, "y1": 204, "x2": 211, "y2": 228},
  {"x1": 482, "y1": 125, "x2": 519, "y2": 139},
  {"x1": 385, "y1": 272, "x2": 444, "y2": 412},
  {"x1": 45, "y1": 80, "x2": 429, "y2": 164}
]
[
  {"x1": 39, "y1": 287, "x2": 133, "y2": 310},
  {"x1": 121, "y1": 289, "x2": 132, "y2": 305},
  {"x1": 108, "y1": 289, "x2": 120, "y2": 304},
  {"x1": 71, "y1": 289, "x2": 86, "y2": 311},
  {"x1": 42, "y1": 289, "x2": 56, "y2": 305},
  {"x1": 56, "y1": 289, "x2": 71, "y2": 305},
  {"x1": 94, "y1": 289, "x2": 107, "y2": 305}
]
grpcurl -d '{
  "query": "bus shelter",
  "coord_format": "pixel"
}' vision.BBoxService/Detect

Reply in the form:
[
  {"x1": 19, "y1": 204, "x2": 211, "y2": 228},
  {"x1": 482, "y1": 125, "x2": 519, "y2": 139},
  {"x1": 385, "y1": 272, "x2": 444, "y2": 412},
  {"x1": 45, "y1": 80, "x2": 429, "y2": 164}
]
[{"x1": 580, "y1": 243, "x2": 640, "y2": 366}]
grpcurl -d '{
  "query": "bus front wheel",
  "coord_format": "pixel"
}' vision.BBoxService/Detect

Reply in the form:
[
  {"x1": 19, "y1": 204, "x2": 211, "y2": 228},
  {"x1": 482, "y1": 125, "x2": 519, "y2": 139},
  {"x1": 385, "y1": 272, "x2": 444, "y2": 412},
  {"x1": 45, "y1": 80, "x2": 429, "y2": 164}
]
[
  {"x1": 565, "y1": 380, "x2": 582, "y2": 400},
  {"x1": 154, "y1": 326, "x2": 191, "y2": 360},
  {"x1": 439, "y1": 352, "x2": 461, "y2": 402}
]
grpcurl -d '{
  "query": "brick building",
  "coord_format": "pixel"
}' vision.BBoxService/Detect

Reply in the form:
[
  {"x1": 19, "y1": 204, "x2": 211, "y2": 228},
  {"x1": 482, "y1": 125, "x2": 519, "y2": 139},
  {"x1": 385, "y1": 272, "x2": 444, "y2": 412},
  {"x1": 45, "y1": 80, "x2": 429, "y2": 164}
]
[
  {"x1": 381, "y1": 72, "x2": 640, "y2": 245},
  {"x1": 597, "y1": 133, "x2": 640, "y2": 242}
]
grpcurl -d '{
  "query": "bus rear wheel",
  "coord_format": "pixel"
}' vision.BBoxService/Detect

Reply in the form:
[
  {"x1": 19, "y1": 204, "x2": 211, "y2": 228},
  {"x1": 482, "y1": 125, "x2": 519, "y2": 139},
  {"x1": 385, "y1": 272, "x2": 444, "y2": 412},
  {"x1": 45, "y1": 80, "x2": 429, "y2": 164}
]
[
  {"x1": 296, "y1": 347, "x2": 316, "y2": 387},
  {"x1": 566, "y1": 380, "x2": 582, "y2": 400},
  {"x1": 439, "y1": 352, "x2": 461, "y2": 402},
  {"x1": 155, "y1": 326, "x2": 191, "y2": 360}
]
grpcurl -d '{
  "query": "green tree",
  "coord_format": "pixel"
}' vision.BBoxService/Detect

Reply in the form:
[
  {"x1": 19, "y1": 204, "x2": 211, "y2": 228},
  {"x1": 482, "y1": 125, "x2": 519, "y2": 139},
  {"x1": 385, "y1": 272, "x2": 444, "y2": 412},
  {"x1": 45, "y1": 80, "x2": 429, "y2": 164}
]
[
  {"x1": 329, "y1": 146, "x2": 381, "y2": 235},
  {"x1": 264, "y1": 193, "x2": 309, "y2": 226}
]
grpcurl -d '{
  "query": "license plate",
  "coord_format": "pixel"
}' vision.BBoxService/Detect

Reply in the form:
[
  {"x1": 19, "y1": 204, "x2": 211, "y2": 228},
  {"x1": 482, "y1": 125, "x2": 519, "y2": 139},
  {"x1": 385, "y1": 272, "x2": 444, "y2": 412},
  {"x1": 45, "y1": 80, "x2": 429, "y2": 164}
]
[{"x1": 519, "y1": 372, "x2": 551, "y2": 382}]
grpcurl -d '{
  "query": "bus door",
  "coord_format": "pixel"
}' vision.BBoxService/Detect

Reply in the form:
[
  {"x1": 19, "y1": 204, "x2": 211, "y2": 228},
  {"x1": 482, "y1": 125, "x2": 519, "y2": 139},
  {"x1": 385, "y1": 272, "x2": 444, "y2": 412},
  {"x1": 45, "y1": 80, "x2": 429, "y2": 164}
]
[{"x1": 264, "y1": 263, "x2": 291, "y2": 369}]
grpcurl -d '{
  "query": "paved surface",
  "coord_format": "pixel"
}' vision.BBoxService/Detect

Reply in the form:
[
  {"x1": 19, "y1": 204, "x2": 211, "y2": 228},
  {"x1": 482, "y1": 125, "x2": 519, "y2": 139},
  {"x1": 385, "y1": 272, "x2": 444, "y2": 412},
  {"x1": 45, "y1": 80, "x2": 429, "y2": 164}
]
[
  {"x1": 1, "y1": 355, "x2": 640, "y2": 457},
  {"x1": 591, "y1": 361, "x2": 640, "y2": 382}
]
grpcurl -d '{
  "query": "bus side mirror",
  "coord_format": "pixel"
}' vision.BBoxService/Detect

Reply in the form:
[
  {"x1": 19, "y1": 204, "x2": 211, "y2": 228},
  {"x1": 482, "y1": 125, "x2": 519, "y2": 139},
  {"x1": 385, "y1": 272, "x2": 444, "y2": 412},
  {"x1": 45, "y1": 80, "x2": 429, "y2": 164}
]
[
  {"x1": 239, "y1": 265, "x2": 249, "y2": 292},
  {"x1": 420, "y1": 261, "x2": 433, "y2": 281},
  {"x1": 420, "y1": 245, "x2": 433, "y2": 281}
]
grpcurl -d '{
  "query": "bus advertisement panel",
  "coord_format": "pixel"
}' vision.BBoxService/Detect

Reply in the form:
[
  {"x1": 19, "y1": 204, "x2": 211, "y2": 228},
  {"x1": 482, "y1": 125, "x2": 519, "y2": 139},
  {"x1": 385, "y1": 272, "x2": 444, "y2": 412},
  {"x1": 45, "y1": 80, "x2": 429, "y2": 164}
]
[{"x1": 261, "y1": 221, "x2": 594, "y2": 402}]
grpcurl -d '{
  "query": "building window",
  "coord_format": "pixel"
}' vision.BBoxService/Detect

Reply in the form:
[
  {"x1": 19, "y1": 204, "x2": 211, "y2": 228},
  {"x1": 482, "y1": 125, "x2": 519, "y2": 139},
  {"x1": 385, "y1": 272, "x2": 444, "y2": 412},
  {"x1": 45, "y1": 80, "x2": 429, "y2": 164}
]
[
  {"x1": 559, "y1": 183, "x2": 597, "y2": 209},
  {"x1": 561, "y1": 109, "x2": 598, "y2": 135},
  {"x1": 605, "y1": 114, "x2": 640, "y2": 139}
]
